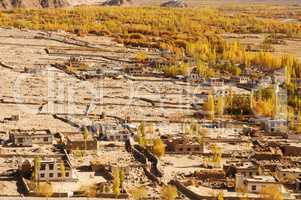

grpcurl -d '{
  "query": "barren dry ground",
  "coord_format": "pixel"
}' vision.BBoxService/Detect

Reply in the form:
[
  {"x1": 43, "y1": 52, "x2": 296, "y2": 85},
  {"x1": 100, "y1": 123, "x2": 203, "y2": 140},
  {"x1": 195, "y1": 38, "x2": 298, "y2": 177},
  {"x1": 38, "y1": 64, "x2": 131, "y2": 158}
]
[{"x1": 0, "y1": 28, "x2": 207, "y2": 134}]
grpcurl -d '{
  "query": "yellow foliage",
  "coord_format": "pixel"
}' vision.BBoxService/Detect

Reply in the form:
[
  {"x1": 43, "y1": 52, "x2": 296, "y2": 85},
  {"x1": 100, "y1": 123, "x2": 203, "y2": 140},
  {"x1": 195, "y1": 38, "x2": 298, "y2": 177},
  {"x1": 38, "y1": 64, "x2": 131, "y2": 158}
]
[
  {"x1": 36, "y1": 182, "x2": 54, "y2": 197},
  {"x1": 152, "y1": 138, "x2": 166, "y2": 158},
  {"x1": 80, "y1": 184, "x2": 97, "y2": 197},
  {"x1": 260, "y1": 185, "x2": 283, "y2": 200},
  {"x1": 128, "y1": 186, "x2": 148, "y2": 200},
  {"x1": 160, "y1": 185, "x2": 177, "y2": 200}
]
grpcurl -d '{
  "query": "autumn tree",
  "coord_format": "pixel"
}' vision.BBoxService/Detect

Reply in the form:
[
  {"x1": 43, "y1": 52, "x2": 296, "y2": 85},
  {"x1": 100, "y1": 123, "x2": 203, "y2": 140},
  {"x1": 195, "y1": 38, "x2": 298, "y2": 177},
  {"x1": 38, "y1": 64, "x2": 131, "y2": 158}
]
[
  {"x1": 112, "y1": 167, "x2": 121, "y2": 197},
  {"x1": 186, "y1": 120, "x2": 208, "y2": 144},
  {"x1": 217, "y1": 191, "x2": 224, "y2": 200},
  {"x1": 203, "y1": 94, "x2": 215, "y2": 120},
  {"x1": 80, "y1": 184, "x2": 97, "y2": 197},
  {"x1": 152, "y1": 138, "x2": 166, "y2": 158},
  {"x1": 119, "y1": 168, "x2": 125, "y2": 190},
  {"x1": 37, "y1": 182, "x2": 54, "y2": 198},
  {"x1": 216, "y1": 95, "x2": 224, "y2": 116},
  {"x1": 160, "y1": 185, "x2": 177, "y2": 200},
  {"x1": 32, "y1": 156, "x2": 41, "y2": 188},
  {"x1": 211, "y1": 144, "x2": 222, "y2": 167},
  {"x1": 128, "y1": 186, "x2": 148, "y2": 200},
  {"x1": 260, "y1": 185, "x2": 283, "y2": 200},
  {"x1": 135, "y1": 51, "x2": 148, "y2": 62},
  {"x1": 83, "y1": 126, "x2": 89, "y2": 153},
  {"x1": 137, "y1": 121, "x2": 146, "y2": 147}
]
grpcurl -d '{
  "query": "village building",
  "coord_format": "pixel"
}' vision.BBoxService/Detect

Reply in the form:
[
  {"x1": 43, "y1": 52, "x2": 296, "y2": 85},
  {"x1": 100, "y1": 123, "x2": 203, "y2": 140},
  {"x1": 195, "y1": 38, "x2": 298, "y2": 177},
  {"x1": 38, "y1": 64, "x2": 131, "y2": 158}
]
[
  {"x1": 276, "y1": 167, "x2": 301, "y2": 181},
  {"x1": 282, "y1": 143, "x2": 301, "y2": 156},
  {"x1": 272, "y1": 69, "x2": 286, "y2": 84},
  {"x1": 105, "y1": 130, "x2": 132, "y2": 141},
  {"x1": 99, "y1": 123, "x2": 133, "y2": 141},
  {"x1": 187, "y1": 68, "x2": 204, "y2": 83},
  {"x1": 65, "y1": 134, "x2": 98, "y2": 151},
  {"x1": 244, "y1": 175, "x2": 288, "y2": 195},
  {"x1": 21, "y1": 158, "x2": 76, "y2": 182},
  {"x1": 235, "y1": 162, "x2": 260, "y2": 178},
  {"x1": 3, "y1": 115, "x2": 19, "y2": 122},
  {"x1": 67, "y1": 56, "x2": 87, "y2": 67},
  {"x1": 208, "y1": 78, "x2": 224, "y2": 87},
  {"x1": 9, "y1": 129, "x2": 53, "y2": 147},
  {"x1": 164, "y1": 137, "x2": 203, "y2": 154},
  {"x1": 259, "y1": 76, "x2": 273, "y2": 86},
  {"x1": 263, "y1": 119, "x2": 287, "y2": 134},
  {"x1": 125, "y1": 65, "x2": 144, "y2": 76},
  {"x1": 232, "y1": 76, "x2": 250, "y2": 84}
]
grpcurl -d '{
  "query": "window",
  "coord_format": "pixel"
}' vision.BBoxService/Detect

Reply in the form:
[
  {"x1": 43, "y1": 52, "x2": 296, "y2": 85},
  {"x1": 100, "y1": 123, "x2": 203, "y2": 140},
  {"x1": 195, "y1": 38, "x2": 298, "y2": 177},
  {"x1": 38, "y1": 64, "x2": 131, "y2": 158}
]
[
  {"x1": 283, "y1": 173, "x2": 286, "y2": 177},
  {"x1": 49, "y1": 173, "x2": 53, "y2": 178},
  {"x1": 49, "y1": 164, "x2": 54, "y2": 170},
  {"x1": 249, "y1": 172, "x2": 253, "y2": 176},
  {"x1": 179, "y1": 148, "x2": 183, "y2": 152},
  {"x1": 40, "y1": 164, "x2": 46, "y2": 170},
  {"x1": 66, "y1": 172, "x2": 69, "y2": 177},
  {"x1": 40, "y1": 173, "x2": 45, "y2": 178},
  {"x1": 44, "y1": 137, "x2": 48, "y2": 142},
  {"x1": 58, "y1": 173, "x2": 61, "y2": 177},
  {"x1": 251, "y1": 185, "x2": 256, "y2": 191},
  {"x1": 187, "y1": 148, "x2": 191, "y2": 151},
  {"x1": 17, "y1": 138, "x2": 24, "y2": 143},
  {"x1": 195, "y1": 148, "x2": 200, "y2": 151}
]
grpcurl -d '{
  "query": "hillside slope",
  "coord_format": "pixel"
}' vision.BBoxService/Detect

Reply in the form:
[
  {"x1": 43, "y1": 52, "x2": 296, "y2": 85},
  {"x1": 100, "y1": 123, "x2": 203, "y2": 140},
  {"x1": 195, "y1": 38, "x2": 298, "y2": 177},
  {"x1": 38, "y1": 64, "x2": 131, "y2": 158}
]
[{"x1": 0, "y1": 0, "x2": 69, "y2": 9}]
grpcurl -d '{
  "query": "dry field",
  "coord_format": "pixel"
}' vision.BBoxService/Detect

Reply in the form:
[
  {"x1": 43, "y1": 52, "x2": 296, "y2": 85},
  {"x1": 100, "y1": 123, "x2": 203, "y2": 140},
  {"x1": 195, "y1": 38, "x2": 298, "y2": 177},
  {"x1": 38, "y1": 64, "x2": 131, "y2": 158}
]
[{"x1": 0, "y1": 27, "x2": 208, "y2": 134}]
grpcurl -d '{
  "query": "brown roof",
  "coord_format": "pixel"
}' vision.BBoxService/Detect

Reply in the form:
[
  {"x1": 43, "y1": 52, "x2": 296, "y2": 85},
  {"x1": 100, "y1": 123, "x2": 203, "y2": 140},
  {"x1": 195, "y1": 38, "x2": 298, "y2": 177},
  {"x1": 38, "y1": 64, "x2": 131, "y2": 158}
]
[{"x1": 66, "y1": 134, "x2": 95, "y2": 142}]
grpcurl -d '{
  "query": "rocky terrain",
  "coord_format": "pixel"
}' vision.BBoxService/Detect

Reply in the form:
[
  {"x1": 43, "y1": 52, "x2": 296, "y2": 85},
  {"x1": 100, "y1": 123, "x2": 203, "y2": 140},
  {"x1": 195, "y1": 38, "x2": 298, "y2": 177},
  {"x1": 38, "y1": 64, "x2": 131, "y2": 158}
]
[
  {"x1": 0, "y1": 0, "x2": 69, "y2": 9},
  {"x1": 161, "y1": 0, "x2": 187, "y2": 8},
  {"x1": 102, "y1": 0, "x2": 133, "y2": 6}
]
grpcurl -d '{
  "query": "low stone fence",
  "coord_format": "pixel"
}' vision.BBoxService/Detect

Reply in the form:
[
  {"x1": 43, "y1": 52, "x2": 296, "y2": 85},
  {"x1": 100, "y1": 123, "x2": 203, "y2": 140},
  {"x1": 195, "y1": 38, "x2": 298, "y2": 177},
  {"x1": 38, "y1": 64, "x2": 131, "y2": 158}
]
[{"x1": 143, "y1": 167, "x2": 161, "y2": 185}]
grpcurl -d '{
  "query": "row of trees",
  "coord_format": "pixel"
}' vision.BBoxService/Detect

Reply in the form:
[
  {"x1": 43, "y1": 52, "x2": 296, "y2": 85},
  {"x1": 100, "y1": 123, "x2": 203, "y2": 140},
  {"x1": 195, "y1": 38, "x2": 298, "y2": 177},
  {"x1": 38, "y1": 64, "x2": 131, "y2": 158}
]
[
  {"x1": 1, "y1": 7, "x2": 300, "y2": 73},
  {"x1": 202, "y1": 92, "x2": 252, "y2": 119}
]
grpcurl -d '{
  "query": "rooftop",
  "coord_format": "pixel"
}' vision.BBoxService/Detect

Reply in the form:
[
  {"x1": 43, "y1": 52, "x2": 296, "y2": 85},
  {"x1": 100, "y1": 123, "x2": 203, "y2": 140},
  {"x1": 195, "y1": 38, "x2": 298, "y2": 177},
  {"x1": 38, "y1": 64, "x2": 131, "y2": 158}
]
[
  {"x1": 9, "y1": 129, "x2": 51, "y2": 136},
  {"x1": 67, "y1": 134, "x2": 95, "y2": 142},
  {"x1": 246, "y1": 175, "x2": 276, "y2": 183}
]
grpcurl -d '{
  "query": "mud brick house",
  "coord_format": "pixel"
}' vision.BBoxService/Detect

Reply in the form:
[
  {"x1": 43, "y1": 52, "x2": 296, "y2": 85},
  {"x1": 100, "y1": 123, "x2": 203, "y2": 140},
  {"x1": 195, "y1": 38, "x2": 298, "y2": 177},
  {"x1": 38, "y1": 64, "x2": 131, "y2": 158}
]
[
  {"x1": 244, "y1": 175, "x2": 289, "y2": 196},
  {"x1": 9, "y1": 129, "x2": 53, "y2": 147},
  {"x1": 67, "y1": 56, "x2": 87, "y2": 68},
  {"x1": 21, "y1": 158, "x2": 76, "y2": 182},
  {"x1": 188, "y1": 68, "x2": 204, "y2": 83},
  {"x1": 105, "y1": 130, "x2": 132, "y2": 141},
  {"x1": 125, "y1": 65, "x2": 144, "y2": 76},
  {"x1": 164, "y1": 137, "x2": 203, "y2": 154},
  {"x1": 66, "y1": 134, "x2": 97, "y2": 151},
  {"x1": 99, "y1": 123, "x2": 133, "y2": 141},
  {"x1": 282, "y1": 143, "x2": 301, "y2": 156},
  {"x1": 263, "y1": 119, "x2": 287, "y2": 134},
  {"x1": 276, "y1": 167, "x2": 301, "y2": 181},
  {"x1": 225, "y1": 161, "x2": 260, "y2": 179},
  {"x1": 232, "y1": 76, "x2": 250, "y2": 84},
  {"x1": 208, "y1": 77, "x2": 224, "y2": 87}
]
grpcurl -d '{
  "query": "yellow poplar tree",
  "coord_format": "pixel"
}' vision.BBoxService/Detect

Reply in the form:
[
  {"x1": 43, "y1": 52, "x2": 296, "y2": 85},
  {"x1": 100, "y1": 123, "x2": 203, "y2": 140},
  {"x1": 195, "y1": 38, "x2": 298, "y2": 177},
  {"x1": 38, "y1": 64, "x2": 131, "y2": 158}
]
[
  {"x1": 160, "y1": 185, "x2": 177, "y2": 200},
  {"x1": 153, "y1": 138, "x2": 166, "y2": 158},
  {"x1": 260, "y1": 185, "x2": 283, "y2": 200},
  {"x1": 112, "y1": 168, "x2": 121, "y2": 197},
  {"x1": 216, "y1": 96, "x2": 224, "y2": 116},
  {"x1": 203, "y1": 94, "x2": 215, "y2": 120}
]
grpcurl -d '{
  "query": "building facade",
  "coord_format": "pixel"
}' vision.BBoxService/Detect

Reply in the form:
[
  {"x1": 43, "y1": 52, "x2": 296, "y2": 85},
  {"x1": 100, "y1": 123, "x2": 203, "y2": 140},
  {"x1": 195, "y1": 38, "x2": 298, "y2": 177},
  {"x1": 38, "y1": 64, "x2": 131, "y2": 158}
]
[
  {"x1": 66, "y1": 134, "x2": 98, "y2": 151},
  {"x1": 9, "y1": 129, "x2": 53, "y2": 147}
]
